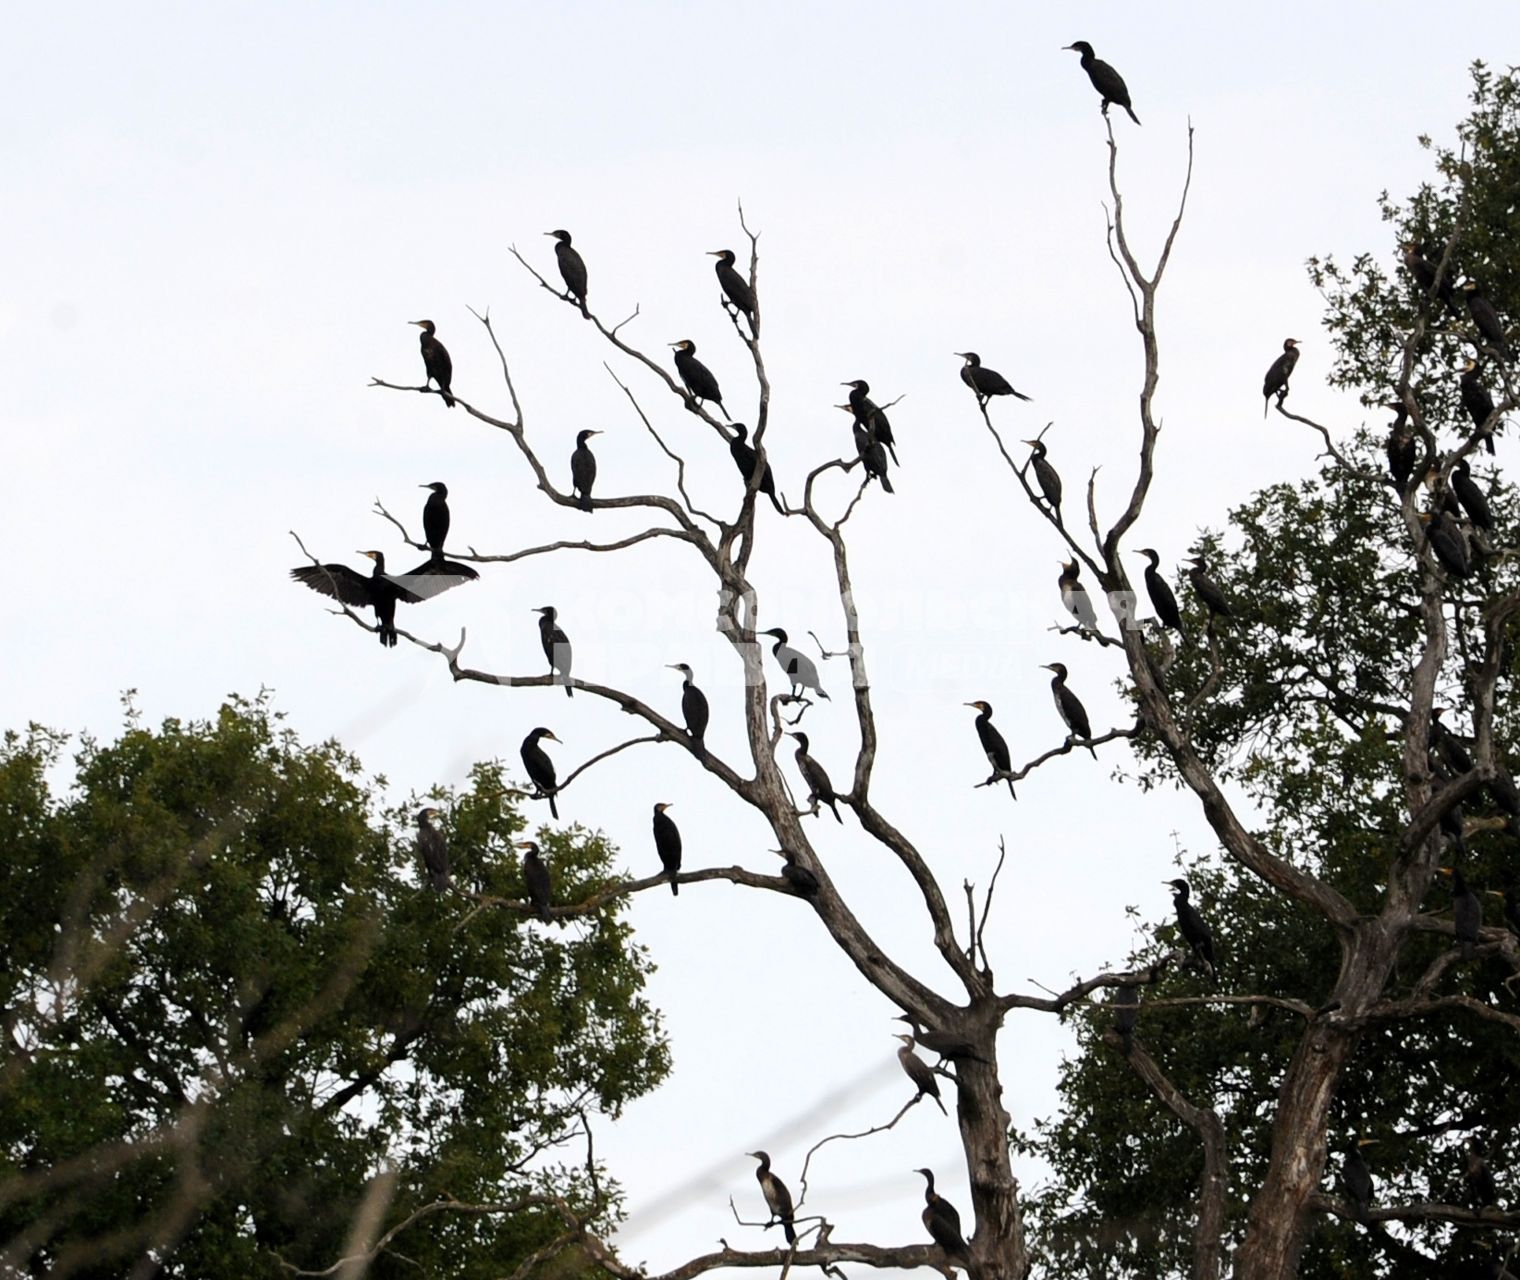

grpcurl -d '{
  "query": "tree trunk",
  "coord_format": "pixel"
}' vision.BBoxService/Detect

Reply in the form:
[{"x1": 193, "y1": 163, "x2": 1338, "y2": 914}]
[{"x1": 955, "y1": 1034, "x2": 1027, "y2": 1280}]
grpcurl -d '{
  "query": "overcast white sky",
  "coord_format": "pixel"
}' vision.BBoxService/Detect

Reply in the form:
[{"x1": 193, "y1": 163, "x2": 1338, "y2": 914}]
[{"x1": 7, "y1": 3, "x2": 1520, "y2": 1274}]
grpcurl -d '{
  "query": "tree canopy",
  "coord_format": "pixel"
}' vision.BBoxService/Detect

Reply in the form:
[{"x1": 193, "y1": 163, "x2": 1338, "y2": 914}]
[{"x1": 0, "y1": 695, "x2": 667, "y2": 1278}]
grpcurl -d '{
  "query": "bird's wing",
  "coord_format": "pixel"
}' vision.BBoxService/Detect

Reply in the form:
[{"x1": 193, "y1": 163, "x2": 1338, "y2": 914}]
[
  {"x1": 290, "y1": 564, "x2": 374, "y2": 607},
  {"x1": 401, "y1": 559, "x2": 480, "y2": 599}
]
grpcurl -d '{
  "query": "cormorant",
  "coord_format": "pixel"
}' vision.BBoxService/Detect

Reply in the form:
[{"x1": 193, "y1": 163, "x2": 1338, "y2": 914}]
[
  {"x1": 957, "y1": 352, "x2": 1031, "y2": 404},
  {"x1": 1023, "y1": 439, "x2": 1063, "y2": 521},
  {"x1": 843, "y1": 379, "x2": 898, "y2": 466},
  {"x1": 709, "y1": 249, "x2": 756, "y2": 325},
  {"x1": 1112, "y1": 984, "x2": 1139, "y2": 1050},
  {"x1": 1137, "y1": 548, "x2": 1187, "y2": 643},
  {"x1": 1383, "y1": 402, "x2": 1416, "y2": 491},
  {"x1": 839, "y1": 404, "x2": 894, "y2": 493},
  {"x1": 1343, "y1": 1137, "x2": 1378, "y2": 1226},
  {"x1": 1187, "y1": 554, "x2": 1233, "y2": 626},
  {"x1": 760, "y1": 628, "x2": 829, "y2": 700},
  {"x1": 290, "y1": 551, "x2": 424, "y2": 648},
  {"x1": 1262, "y1": 339, "x2": 1300, "y2": 416},
  {"x1": 1460, "y1": 360, "x2": 1497, "y2": 454},
  {"x1": 520, "y1": 728, "x2": 561, "y2": 819},
  {"x1": 1464, "y1": 280, "x2": 1513, "y2": 362},
  {"x1": 667, "y1": 664, "x2": 710, "y2": 759},
  {"x1": 788, "y1": 731, "x2": 842, "y2": 822},
  {"x1": 895, "y1": 1035, "x2": 947, "y2": 1115},
  {"x1": 914, "y1": 1168, "x2": 970, "y2": 1265},
  {"x1": 570, "y1": 429, "x2": 601, "y2": 512},
  {"x1": 1420, "y1": 510, "x2": 1471, "y2": 578},
  {"x1": 965, "y1": 701, "x2": 1015, "y2": 798},
  {"x1": 729, "y1": 423, "x2": 785, "y2": 514},
  {"x1": 1430, "y1": 707, "x2": 1475, "y2": 776},
  {"x1": 747, "y1": 1151, "x2": 796, "y2": 1243},
  {"x1": 535, "y1": 606, "x2": 574, "y2": 695},
  {"x1": 1452, "y1": 458, "x2": 1494, "y2": 531},
  {"x1": 1401, "y1": 242, "x2": 1456, "y2": 312},
  {"x1": 546, "y1": 230, "x2": 588, "y2": 317},
  {"x1": 516, "y1": 840, "x2": 552, "y2": 921},
  {"x1": 773, "y1": 847, "x2": 819, "y2": 897},
  {"x1": 1043, "y1": 662, "x2": 1097, "y2": 759},
  {"x1": 1439, "y1": 866, "x2": 1482, "y2": 960},
  {"x1": 1058, "y1": 560, "x2": 1098, "y2": 634},
  {"x1": 1063, "y1": 41, "x2": 1140, "y2": 124},
  {"x1": 416, "y1": 807, "x2": 450, "y2": 892},
  {"x1": 671, "y1": 339, "x2": 727, "y2": 417},
  {"x1": 421, "y1": 482, "x2": 452, "y2": 553},
  {"x1": 652, "y1": 802, "x2": 682, "y2": 896},
  {"x1": 1464, "y1": 1137, "x2": 1499, "y2": 1212},
  {"x1": 1166, "y1": 878, "x2": 1218, "y2": 980},
  {"x1": 410, "y1": 320, "x2": 454, "y2": 407}
]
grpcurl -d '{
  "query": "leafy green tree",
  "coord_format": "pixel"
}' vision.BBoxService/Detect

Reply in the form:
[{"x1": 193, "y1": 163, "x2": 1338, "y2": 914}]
[
  {"x1": 1022, "y1": 62, "x2": 1520, "y2": 1280},
  {"x1": 0, "y1": 695, "x2": 667, "y2": 1278}
]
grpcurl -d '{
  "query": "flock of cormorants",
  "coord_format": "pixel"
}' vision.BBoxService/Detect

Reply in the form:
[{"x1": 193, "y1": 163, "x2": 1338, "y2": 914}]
[{"x1": 284, "y1": 36, "x2": 1519, "y2": 1263}]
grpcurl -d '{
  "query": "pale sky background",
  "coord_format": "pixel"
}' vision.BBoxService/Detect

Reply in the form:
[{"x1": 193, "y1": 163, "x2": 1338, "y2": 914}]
[{"x1": 6, "y1": 4, "x2": 1520, "y2": 1275}]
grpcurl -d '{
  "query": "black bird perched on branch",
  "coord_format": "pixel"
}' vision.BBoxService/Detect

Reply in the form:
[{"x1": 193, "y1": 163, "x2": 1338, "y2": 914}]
[
  {"x1": 1262, "y1": 339, "x2": 1300, "y2": 416},
  {"x1": 1451, "y1": 458, "x2": 1494, "y2": 531},
  {"x1": 1112, "y1": 984, "x2": 1139, "y2": 1051},
  {"x1": 546, "y1": 230, "x2": 588, "y2": 317},
  {"x1": 420, "y1": 482, "x2": 452, "y2": 553},
  {"x1": 965, "y1": 701, "x2": 1015, "y2": 798},
  {"x1": 728, "y1": 423, "x2": 785, "y2": 515},
  {"x1": 570, "y1": 429, "x2": 601, "y2": 512},
  {"x1": 1342, "y1": 1138, "x2": 1378, "y2": 1226},
  {"x1": 1464, "y1": 1137, "x2": 1499, "y2": 1212},
  {"x1": 515, "y1": 840, "x2": 553, "y2": 921},
  {"x1": 1023, "y1": 438, "x2": 1063, "y2": 521},
  {"x1": 1042, "y1": 663, "x2": 1097, "y2": 759},
  {"x1": 773, "y1": 848, "x2": 819, "y2": 897},
  {"x1": 1430, "y1": 707, "x2": 1475, "y2": 776},
  {"x1": 1464, "y1": 280, "x2": 1514, "y2": 363},
  {"x1": 1420, "y1": 510, "x2": 1472, "y2": 579},
  {"x1": 415, "y1": 807, "x2": 450, "y2": 892},
  {"x1": 671, "y1": 339, "x2": 727, "y2": 417},
  {"x1": 843, "y1": 379, "x2": 898, "y2": 466},
  {"x1": 1401, "y1": 242, "x2": 1457, "y2": 313},
  {"x1": 1460, "y1": 360, "x2": 1499, "y2": 454},
  {"x1": 534, "y1": 606, "x2": 574, "y2": 695},
  {"x1": 1383, "y1": 402, "x2": 1417, "y2": 492},
  {"x1": 1059, "y1": 560, "x2": 1098, "y2": 634},
  {"x1": 839, "y1": 404, "x2": 894, "y2": 493},
  {"x1": 760, "y1": 628, "x2": 829, "y2": 700},
  {"x1": 788, "y1": 732, "x2": 842, "y2": 822},
  {"x1": 290, "y1": 551, "x2": 424, "y2": 648},
  {"x1": 1063, "y1": 41, "x2": 1140, "y2": 124},
  {"x1": 1439, "y1": 866, "x2": 1483, "y2": 960},
  {"x1": 1137, "y1": 548, "x2": 1187, "y2": 643},
  {"x1": 410, "y1": 320, "x2": 454, "y2": 407},
  {"x1": 652, "y1": 803, "x2": 682, "y2": 896},
  {"x1": 1187, "y1": 554, "x2": 1232, "y2": 627},
  {"x1": 709, "y1": 249, "x2": 756, "y2": 325},
  {"x1": 520, "y1": 728, "x2": 561, "y2": 820},
  {"x1": 895, "y1": 1035, "x2": 947, "y2": 1115},
  {"x1": 915, "y1": 1168, "x2": 970, "y2": 1265},
  {"x1": 667, "y1": 663, "x2": 710, "y2": 759},
  {"x1": 747, "y1": 1151, "x2": 795, "y2": 1243},
  {"x1": 1166, "y1": 878, "x2": 1218, "y2": 980},
  {"x1": 957, "y1": 352, "x2": 1031, "y2": 404}
]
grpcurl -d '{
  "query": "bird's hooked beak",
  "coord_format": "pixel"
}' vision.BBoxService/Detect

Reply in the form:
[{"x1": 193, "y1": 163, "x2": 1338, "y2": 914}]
[
  {"x1": 1041, "y1": 664, "x2": 1059, "y2": 672},
  {"x1": 359, "y1": 550, "x2": 378, "y2": 561},
  {"x1": 586, "y1": 429, "x2": 604, "y2": 437},
  {"x1": 954, "y1": 352, "x2": 970, "y2": 359},
  {"x1": 408, "y1": 320, "x2": 427, "y2": 327},
  {"x1": 706, "y1": 250, "x2": 724, "y2": 257},
  {"x1": 543, "y1": 731, "x2": 562, "y2": 744}
]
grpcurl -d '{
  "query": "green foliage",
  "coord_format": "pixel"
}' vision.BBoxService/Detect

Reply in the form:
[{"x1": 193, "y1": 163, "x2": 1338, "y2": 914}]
[
  {"x1": 1024, "y1": 63, "x2": 1520, "y2": 1278},
  {"x1": 0, "y1": 695, "x2": 668, "y2": 1278}
]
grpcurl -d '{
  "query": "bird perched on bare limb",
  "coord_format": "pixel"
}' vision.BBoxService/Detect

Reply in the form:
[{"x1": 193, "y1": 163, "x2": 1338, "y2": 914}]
[
  {"x1": 895, "y1": 1035, "x2": 947, "y2": 1115},
  {"x1": 965, "y1": 701, "x2": 1015, "y2": 798},
  {"x1": 957, "y1": 351, "x2": 1031, "y2": 404},
  {"x1": 671, "y1": 339, "x2": 728, "y2": 418},
  {"x1": 1166, "y1": 878, "x2": 1218, "y2": 980},
  {"x1": 410, "y1": 319, "x2": 454, "y2": 407},
  {"x1": 1059, "y1": 560, "x2": 1098, "y2": 634},
  {"x1": 1023, "y1": 438, "x2": 1063, "y2": 522},
  {"x1": 668, "y1": 663, "x2": 710, "y2": 760},
  {"x1": 546, "y1": 229, "x2": 588, "y2": 317},
  {"x1": 516, "y1": 840, "x2": 553, "y2": 921},
  {"x1": 520, "y1": 728, "x2": 561, "y2": 820},
  {"x1": 534, "y1": 606, "x2": 573, "y2": 695},
  {"x1": 915, "y1": 1168, "x2": 970, "y2": 1266},
  {"x1": 788, "y1": 732, "x2": 842, "y2": 822},
  {"x1": 652, "y1": 803, "x2": 681, "y2": 896},
  {"x1": 290, "y1": 551, "x2": 424, "y2": 648},
  {"x1": 1262, "y1": 339, "x2": 1300, "y2": 415},
  {"x1": 748, "y1": 1151, "x2": 796, "y2": 1243},
  {"x1": 1464, "y1": 280, "x2": 1513, "y2": 362},
  {"x1": 1042, "y1": 662, "x2": 1096, "y2": 759},
  {"x1": 761, "y1": 629, "x2": 828, "y2": 700},
  {"x1": 842, "y1": 379, "x2": 898, "y2": 466},
  {"x1": 1063, "y1": 41, "x2": 1141, "y2": 125},
  {"x1": 570, "y1": 429, "x2": 601, "y2": 512},
  {"x1": 709, "y1": 249, "x2": 756, "y2": 326}
]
